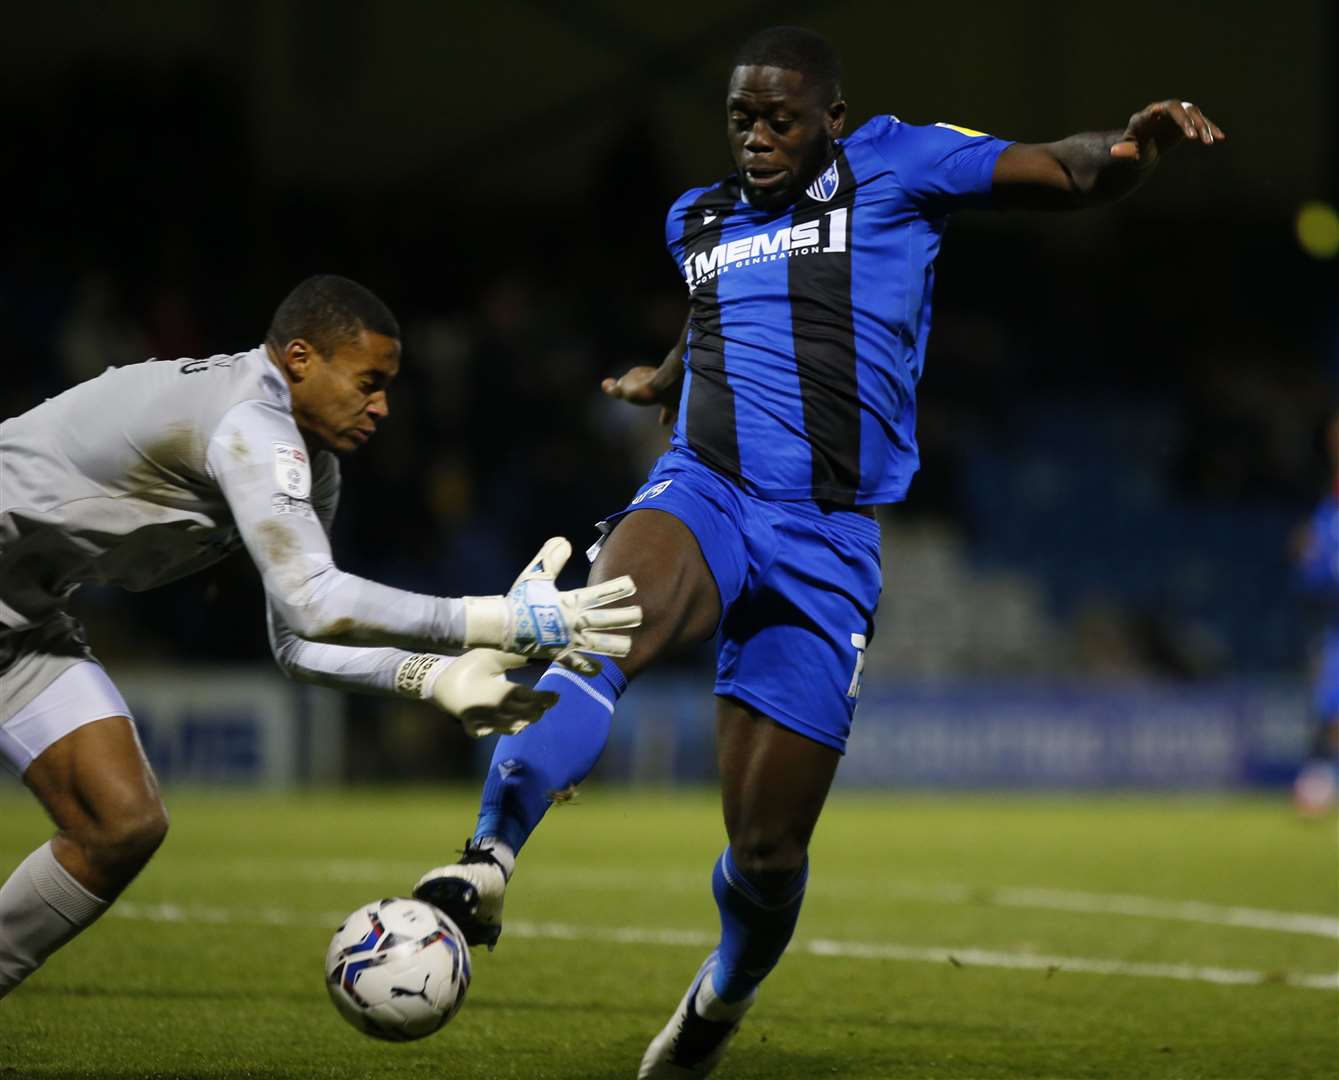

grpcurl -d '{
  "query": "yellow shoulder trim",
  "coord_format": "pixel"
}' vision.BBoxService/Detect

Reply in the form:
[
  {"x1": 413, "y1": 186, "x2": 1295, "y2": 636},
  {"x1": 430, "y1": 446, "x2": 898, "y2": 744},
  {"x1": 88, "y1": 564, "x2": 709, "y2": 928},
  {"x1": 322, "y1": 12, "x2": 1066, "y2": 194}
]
[{"x1": 934, "y1": 122, "x2": 989, "y2": 138}]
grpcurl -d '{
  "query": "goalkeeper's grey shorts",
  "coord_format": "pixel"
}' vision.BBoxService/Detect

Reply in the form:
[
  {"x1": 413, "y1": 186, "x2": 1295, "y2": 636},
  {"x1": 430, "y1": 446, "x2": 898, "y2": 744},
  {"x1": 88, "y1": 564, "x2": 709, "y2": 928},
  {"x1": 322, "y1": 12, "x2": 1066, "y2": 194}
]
[{"x1": 0, "y1": 615, "x2": 129, "y2": 776}]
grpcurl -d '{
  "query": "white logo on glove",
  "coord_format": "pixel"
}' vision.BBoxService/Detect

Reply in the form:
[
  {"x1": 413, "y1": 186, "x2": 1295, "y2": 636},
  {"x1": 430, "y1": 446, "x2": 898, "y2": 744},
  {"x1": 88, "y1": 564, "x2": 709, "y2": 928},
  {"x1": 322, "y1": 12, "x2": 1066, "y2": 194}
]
[{"x1": 463, "y1": 537, "x2": 642, "y2": 676}]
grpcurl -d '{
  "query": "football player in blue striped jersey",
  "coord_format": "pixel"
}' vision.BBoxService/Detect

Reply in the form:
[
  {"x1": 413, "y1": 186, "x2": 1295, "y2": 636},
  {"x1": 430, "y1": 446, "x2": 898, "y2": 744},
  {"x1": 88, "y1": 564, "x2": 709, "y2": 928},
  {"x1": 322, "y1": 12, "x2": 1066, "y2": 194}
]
[{"x1": 413, "y1": 26, "x2": 1225, "y2": 1076}]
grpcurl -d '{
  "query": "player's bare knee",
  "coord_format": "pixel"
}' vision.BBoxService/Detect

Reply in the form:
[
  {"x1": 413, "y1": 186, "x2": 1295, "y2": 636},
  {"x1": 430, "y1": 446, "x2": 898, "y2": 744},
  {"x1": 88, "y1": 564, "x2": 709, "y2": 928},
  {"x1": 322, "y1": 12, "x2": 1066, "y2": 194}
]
[
  {"x1": 728, "y1": 836, "x2": 807, "y2": 884},
  {"x1": 88, "y1": 801, "x2": 169, "y2": 869}
]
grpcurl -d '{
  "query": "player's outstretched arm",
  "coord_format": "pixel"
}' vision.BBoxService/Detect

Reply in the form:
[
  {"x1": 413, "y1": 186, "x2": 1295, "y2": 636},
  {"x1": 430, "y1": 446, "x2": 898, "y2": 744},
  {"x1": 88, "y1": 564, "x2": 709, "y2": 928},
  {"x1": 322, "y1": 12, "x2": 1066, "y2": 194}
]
[
  {"x1": 267, "y1": 603, "x2": 557, "y2": 736},
  {"x1": 602, "y1": 314, "x2": 690, "y2": 427},
  {"x1": 207, "y1": 400, "x2": 640, "y2": 667},
  {"x1": 260, "y1": 460, "x2": 559, "y2": 736},
  {"x1": 992, "y1": 100, "x2": 1225, "y2": 210}
]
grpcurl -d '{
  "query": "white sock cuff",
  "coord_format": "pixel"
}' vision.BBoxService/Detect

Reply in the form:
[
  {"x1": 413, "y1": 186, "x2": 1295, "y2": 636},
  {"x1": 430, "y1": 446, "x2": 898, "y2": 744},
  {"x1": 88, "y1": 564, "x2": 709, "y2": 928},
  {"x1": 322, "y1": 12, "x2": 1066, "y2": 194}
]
[
  {"x1": 27, "y1": 842, "x2": 107, "y2": 926},
  {"x1": 476, "y1": 837, "x2": 516, "y2": 881},
  {"x1": 694, "y1": 966, "x2": 754, "y2": 1021}
]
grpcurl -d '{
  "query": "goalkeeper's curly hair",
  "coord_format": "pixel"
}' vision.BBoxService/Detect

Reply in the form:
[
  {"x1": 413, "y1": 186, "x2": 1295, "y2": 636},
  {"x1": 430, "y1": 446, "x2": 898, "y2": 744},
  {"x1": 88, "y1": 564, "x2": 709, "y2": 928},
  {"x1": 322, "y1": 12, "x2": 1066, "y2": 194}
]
[{"x1": 266, "y1": 274, "x2": 400, "y2": 357}]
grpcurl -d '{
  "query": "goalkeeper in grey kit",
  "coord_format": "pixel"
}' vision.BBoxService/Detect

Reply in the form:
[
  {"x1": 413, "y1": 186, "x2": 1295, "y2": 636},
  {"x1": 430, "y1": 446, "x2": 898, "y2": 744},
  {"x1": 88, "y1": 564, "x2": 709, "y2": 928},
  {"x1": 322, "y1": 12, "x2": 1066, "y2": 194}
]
[{"x1": 0, "y1": 274, "x2": 641, "y2": 1000}]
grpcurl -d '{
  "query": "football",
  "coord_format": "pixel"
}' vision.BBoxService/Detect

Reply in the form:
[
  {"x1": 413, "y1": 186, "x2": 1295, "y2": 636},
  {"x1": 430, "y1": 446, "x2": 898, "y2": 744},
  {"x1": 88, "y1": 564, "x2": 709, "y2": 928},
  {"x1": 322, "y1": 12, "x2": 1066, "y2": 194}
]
[{"x1": 324, "y1": 897, "x2": 471, "y2": 1041}]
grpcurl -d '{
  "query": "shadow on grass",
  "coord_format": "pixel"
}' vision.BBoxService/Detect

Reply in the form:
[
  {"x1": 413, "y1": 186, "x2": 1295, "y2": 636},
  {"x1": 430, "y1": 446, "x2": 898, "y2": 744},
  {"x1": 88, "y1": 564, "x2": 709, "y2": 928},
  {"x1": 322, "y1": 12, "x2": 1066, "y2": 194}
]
[
  {"x1": 21, "y1": 982, "x2": 663, "y2": 1020},
  {"x1": 11, "y1": 992, "x2": 1004, "y2": 1079},
  {"x1": 3, "y1": 1052, "x2": 880, "y2": 1080},
  {"x1": 20, "y1": 983, "x2": 316, "y2": 1004},
  {"x1": 23, "y1": 982, "x2": 944, "y2": 1030}
]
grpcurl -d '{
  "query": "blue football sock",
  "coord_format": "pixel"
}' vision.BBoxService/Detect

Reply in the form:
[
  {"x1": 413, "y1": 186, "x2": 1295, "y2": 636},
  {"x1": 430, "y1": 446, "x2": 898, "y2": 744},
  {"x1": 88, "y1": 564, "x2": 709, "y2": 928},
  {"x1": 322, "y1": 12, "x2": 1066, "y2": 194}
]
[
  {"x1": 473, "y1": 660, "x2": 626, "y2": 855},
  {"x1": 710, "y1": 846, "x2": 809, "y2": 1003}
]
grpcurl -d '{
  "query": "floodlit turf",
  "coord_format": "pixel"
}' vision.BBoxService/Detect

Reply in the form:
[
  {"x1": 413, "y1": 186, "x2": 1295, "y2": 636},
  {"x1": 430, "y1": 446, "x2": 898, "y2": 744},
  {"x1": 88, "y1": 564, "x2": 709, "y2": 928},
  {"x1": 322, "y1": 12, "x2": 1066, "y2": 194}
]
[{"x1": 0, "y1": 787, "x2": 1334, "y2": 1079}]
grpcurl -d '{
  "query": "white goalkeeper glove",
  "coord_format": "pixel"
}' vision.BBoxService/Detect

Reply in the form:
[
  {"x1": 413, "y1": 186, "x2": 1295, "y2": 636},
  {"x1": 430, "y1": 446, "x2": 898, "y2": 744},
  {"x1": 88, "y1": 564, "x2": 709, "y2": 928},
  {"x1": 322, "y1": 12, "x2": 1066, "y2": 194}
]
[
  {"x1": 461, "y1": 537, "x2": 641, "y2": 676},
  {"x1": 395, "y1": 650, "x2": 559, "y2": 739}
]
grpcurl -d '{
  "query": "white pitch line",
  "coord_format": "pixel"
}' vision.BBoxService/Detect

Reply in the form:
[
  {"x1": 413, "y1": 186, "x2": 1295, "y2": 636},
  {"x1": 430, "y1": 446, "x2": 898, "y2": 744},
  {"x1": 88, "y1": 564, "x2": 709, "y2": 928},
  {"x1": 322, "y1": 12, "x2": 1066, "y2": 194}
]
[
  {"x1": 798, "y1": 939, "x2": 1339, "y2": 993},
  {"x1": 869, "y1": 881, "x2": 1339, "y2": 941},
  {"x1": 989, "y1": 887, "x2": 1339, "y2": 940},
  {"x1": 181, "y1": 859, "x2": 1339, "y2": 942},
  {"x1": 107, "y1": 902, "x2": 1337, "y2": 993}
]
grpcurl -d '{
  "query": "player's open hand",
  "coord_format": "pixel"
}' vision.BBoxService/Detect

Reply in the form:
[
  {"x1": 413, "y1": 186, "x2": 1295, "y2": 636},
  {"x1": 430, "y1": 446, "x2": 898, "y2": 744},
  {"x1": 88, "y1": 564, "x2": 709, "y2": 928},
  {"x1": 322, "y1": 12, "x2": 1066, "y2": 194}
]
[
  {"x1": 429, "y1": 649, "x2": 560, "y2": 738},
  {"x1": 463, "y1": 538, "x2": 642, "y2": 676},
  {"x1": 1111, "y1": 100, "x2": 1225, "y2": 164},
  {"x1": 602, "y1": 366, "x2": 679, "y2": 427}
]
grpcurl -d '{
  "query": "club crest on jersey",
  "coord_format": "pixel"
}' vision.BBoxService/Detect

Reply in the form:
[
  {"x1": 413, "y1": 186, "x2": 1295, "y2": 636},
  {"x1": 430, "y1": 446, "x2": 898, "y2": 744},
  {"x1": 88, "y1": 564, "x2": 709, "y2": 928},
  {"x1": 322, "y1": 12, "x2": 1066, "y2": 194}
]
[
  {"x1": 273, "y1": 443, "x2": 311, "y2": 499},
  {"x1": 805, "y1": 161, "x2": 840, "y2": 202}
]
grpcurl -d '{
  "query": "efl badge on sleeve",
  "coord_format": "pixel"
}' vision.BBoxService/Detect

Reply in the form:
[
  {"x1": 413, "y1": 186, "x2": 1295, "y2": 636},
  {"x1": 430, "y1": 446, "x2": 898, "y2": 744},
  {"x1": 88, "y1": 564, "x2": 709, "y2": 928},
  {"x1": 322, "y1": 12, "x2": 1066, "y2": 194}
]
[{"x1": 273, "y1": 443, "x2": 312, "y2": 499}]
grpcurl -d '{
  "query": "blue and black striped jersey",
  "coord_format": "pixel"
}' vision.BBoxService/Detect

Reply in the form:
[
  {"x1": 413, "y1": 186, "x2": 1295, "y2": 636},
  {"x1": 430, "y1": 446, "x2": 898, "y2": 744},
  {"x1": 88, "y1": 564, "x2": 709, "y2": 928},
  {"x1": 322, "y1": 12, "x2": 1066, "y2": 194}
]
[{"x1": 666, "y1": 115, "x2": 1012, "y2": 506}]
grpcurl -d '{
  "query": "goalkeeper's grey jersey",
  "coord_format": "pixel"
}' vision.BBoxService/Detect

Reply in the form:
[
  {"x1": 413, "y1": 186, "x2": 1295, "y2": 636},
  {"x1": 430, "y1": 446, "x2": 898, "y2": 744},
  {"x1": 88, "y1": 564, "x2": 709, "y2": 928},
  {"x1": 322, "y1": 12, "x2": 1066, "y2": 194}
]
[
  {"x1": 0, "y1": 348, "x2": 457, "y2": 653},
  {"x1": 0, "y1": 348, "x2": 309, "y2": 628}
]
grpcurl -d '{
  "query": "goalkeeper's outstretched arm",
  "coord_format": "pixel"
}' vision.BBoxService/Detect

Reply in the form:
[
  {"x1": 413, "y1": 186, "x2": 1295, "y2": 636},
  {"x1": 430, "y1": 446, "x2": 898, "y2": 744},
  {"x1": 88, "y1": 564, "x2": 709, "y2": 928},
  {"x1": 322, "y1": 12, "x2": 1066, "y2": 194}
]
[
  {"x1": 256, "y1": 430, "x2": 557, "y2": 736},
  {"x1": 204, "y1": 399, "x2": 640, "y2": 666},
  {"x1": 265, "y1": 602, "x2": 556, "y2": 737}
]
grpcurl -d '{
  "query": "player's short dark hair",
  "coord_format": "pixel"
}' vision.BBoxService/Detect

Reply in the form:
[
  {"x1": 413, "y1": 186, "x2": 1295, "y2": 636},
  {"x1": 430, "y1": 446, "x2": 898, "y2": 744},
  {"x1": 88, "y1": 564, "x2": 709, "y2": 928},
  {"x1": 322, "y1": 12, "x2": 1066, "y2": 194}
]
[
  {"x1": 266, "y1": 274, "x2": 400, "y2": 356},
  {"x1": 733, "y1": 26, "x2": 843, "y2": 101}
]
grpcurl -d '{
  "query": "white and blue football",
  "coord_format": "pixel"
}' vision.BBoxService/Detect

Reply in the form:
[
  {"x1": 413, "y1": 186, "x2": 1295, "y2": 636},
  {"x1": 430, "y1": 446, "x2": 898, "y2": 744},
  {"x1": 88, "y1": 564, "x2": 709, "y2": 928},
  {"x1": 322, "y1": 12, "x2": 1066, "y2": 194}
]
[{"x1": 325, "y1": 897, "x2": 471, "y2": 1041}]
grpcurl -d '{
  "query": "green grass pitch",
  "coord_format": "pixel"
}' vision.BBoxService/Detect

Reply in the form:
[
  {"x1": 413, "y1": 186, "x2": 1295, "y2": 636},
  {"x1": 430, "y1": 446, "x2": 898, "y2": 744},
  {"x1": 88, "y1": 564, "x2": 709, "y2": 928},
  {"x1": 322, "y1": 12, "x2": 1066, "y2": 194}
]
[{"x1": 0, "y1": 787, "x2": 1334, "y2": 1079}]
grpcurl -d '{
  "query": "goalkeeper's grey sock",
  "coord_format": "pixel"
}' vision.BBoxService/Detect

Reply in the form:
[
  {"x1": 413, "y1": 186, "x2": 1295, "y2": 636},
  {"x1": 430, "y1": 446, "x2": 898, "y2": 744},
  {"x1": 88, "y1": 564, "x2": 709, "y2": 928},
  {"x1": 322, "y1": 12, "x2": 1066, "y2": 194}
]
[{"x1": 0, "y1": 841, "x2": 108, "y2": 999}]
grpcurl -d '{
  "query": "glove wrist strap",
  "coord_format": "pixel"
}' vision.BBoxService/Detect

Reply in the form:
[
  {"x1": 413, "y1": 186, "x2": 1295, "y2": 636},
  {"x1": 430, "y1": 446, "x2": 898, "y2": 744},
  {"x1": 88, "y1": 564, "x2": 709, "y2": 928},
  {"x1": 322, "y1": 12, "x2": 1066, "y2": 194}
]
[
  {"x1": 461, "y1": 595, "x2": 506, "y2": 648},
  {"x1": 394, "y1": 654, "x2": 445, "y2": 700}
]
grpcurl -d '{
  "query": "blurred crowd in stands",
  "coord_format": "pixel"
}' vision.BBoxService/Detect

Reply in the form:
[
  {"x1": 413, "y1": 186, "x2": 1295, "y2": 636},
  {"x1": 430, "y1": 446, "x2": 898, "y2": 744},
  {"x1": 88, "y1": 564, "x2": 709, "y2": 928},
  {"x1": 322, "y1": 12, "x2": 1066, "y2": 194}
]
[{"x1": 5, "y1": 62, "x2": 1337, "y2": 695}]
